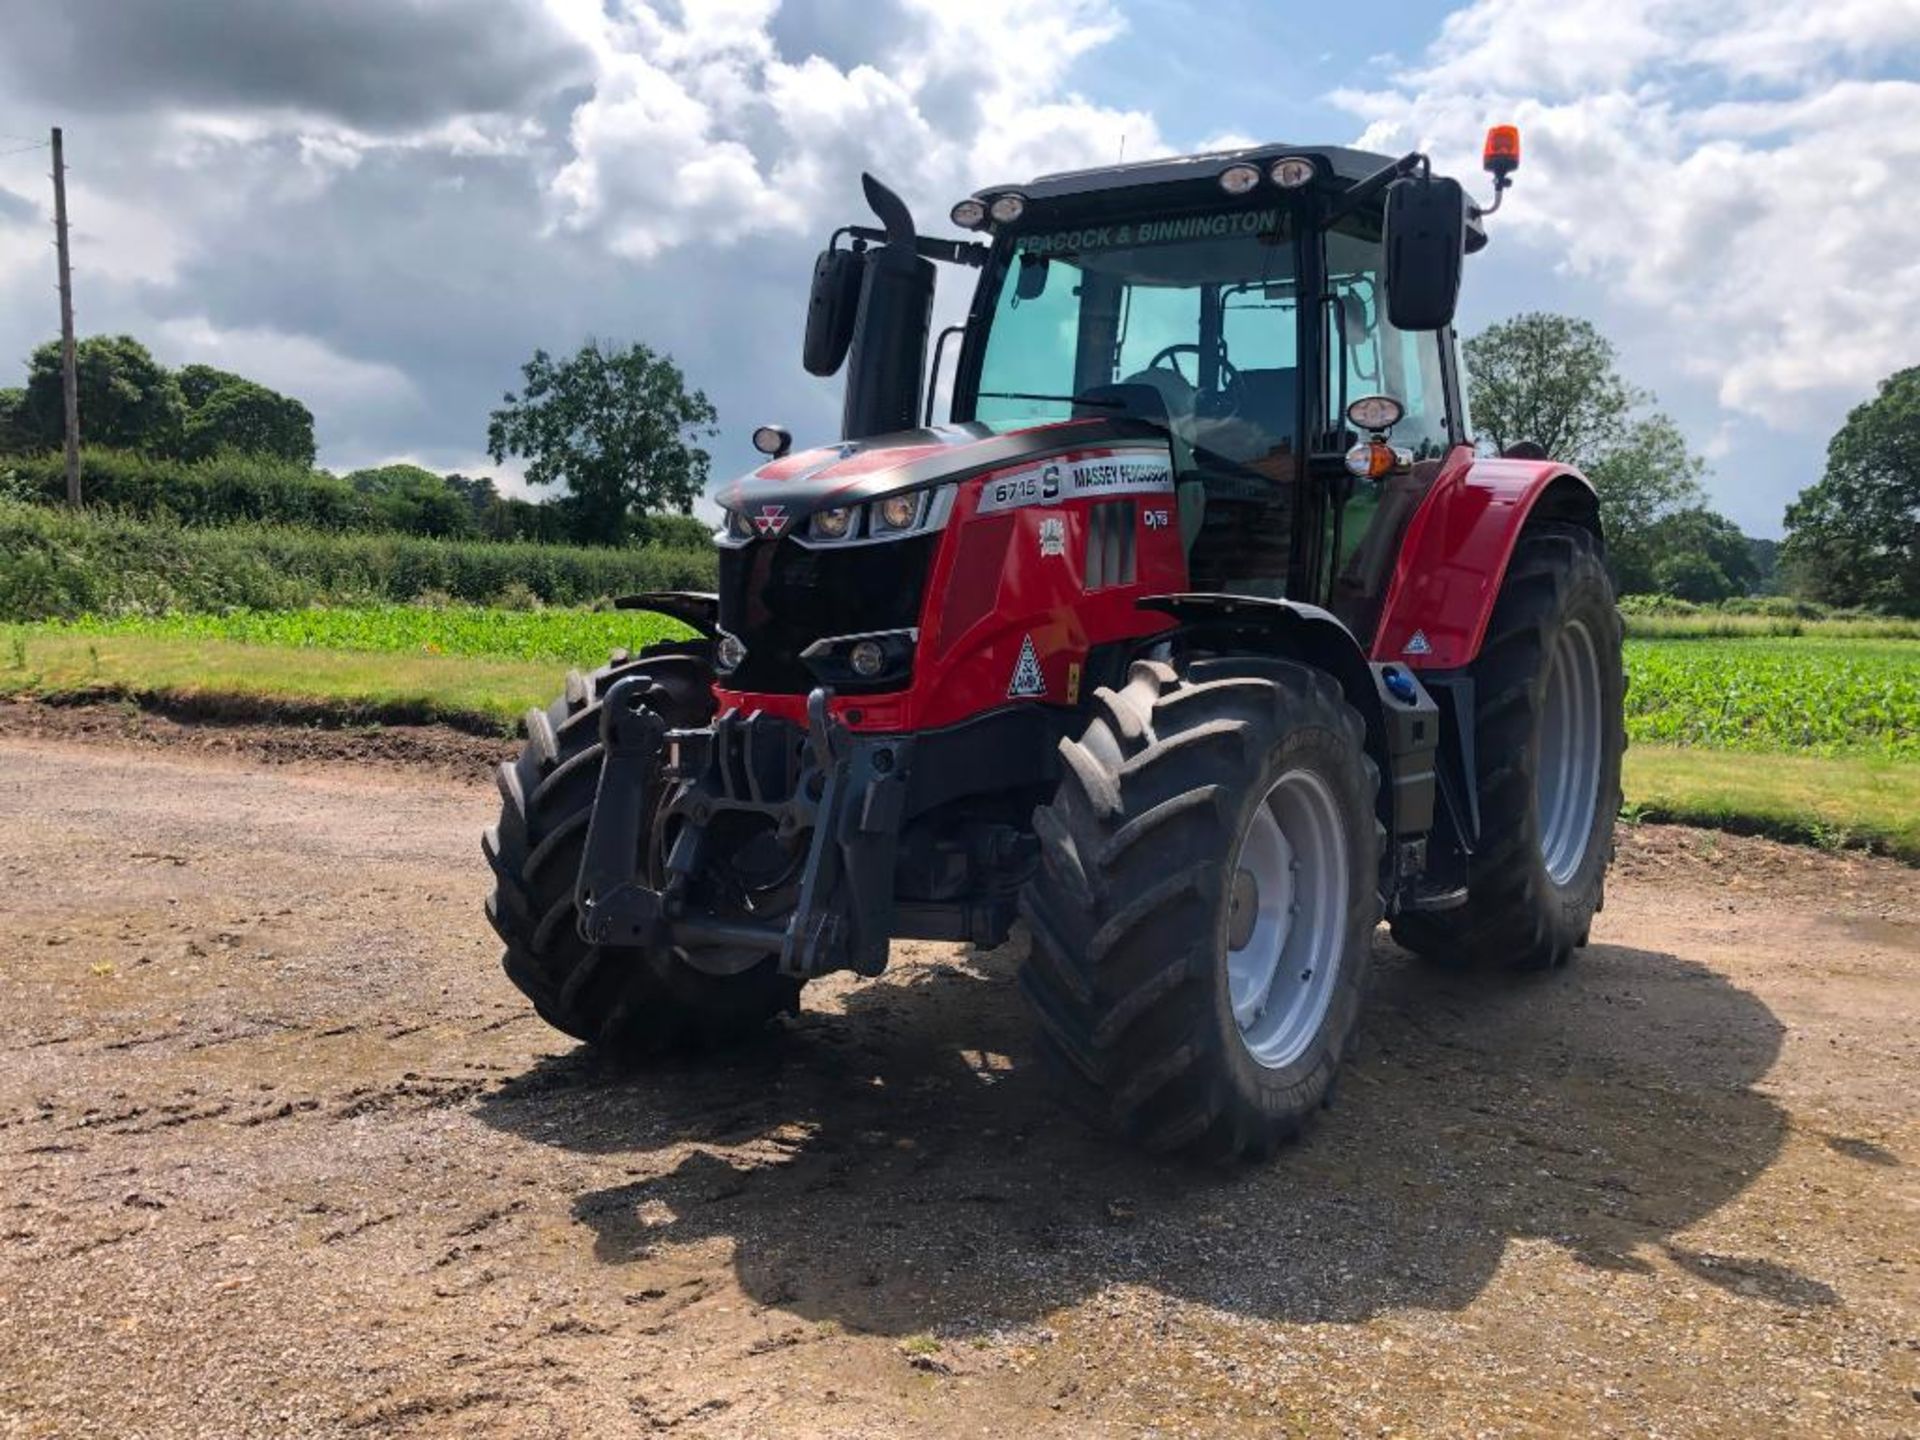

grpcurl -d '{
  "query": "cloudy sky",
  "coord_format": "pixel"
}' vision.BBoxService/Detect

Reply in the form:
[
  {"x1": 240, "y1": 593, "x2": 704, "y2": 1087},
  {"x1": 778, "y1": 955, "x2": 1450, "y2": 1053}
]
[{"x1": 1, "y1": 0, "x2": 1915, "y2": 535}]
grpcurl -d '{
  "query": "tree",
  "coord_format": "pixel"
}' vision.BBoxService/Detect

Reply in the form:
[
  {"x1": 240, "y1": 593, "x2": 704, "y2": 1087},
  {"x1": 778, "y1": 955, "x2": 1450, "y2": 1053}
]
[
  {"x1": 0, "y1": 387, "x2": 28, "y2": 454},
  {"x1": 180, "y1": 376, "x2": 316, "y2": 464},
  {"x1": 346, "y1": 463, "x2": 475, "y2": 538},
  {"x1": 1466, "y1": 314, "x2": 1712, "y2": 595},
  {"x1": 177, "y1": 363, "x2": 247, "y2": 410},
  {"x1": 1650, "y1": 551, "x2": 1730, "y2": 603},
  {"x1": 1781, "y1": 366, "x2": 1920, "y2": 615},
  {"x1": 486, "y1": 339, "x2": 717, "y2": 545},
  {"x1": 1464, "y1": 313, "x2": 1637, "y2": 467},
  {"x1": 22, "y1": 334, "x2": 184, "y2": 453},
  {"x1": 1643, "y1": 507, "x2": 1759, "y2": 602},
  {"x1": 443, "y1": 472, "x2": 504, "y2": 533},
  {"x1": 1587, "y1": 415, "x2": 1708, "y2": 592}
]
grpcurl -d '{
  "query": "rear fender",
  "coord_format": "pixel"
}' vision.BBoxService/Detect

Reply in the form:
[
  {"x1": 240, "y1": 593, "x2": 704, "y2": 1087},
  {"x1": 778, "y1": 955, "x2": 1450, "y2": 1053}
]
[{"x1": 1370, "y1": 457, "x2": 1600, "y2": 670}]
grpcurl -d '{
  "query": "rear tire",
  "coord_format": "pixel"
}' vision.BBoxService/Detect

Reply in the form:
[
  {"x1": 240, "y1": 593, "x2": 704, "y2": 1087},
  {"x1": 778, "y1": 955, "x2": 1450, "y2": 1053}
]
[
  {"x1": 1390, "y1": 522, "x2": 1624, "y2": 970},
  {"x1": 483, "y1": 653, "x2": 800, "y2": 1054},
  {"x1": 1019, "y1": 659, "x2": 1382, "y2": 1161}
]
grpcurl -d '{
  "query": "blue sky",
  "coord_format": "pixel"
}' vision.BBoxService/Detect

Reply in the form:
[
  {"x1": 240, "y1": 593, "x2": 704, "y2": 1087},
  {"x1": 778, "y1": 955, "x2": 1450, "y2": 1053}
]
[{"x1": 1, "y1": 0, "x2": 1915, "y2": 537}]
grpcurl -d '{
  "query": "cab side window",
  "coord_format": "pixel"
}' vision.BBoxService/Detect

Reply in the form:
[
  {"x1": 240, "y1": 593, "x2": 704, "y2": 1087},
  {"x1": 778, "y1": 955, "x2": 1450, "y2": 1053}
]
[
  {"x1": 1324, "y1": 222, "x2": 1453, "y2": 459},
  {"x1": 1331, "y1": 294, "x2": 1450, "y2": 458}
]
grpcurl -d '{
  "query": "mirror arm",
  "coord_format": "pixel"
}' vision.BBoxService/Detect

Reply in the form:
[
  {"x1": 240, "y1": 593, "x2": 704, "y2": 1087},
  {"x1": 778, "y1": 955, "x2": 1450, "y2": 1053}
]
[
  {"x1": 1325, "y1": 151, "x2": 1427, "y2": 228},
  {"x1": 827, "y1": 225, "x2": 869, "y2": 255},
  {"x1": 844, "y1": 225, "x2": 988, "y2": 268}
]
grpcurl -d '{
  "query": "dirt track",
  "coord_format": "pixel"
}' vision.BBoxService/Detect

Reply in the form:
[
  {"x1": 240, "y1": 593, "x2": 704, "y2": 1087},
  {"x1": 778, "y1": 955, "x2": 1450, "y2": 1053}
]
[{"x1": 1, "y1": 708, "x2": 1916, "y2": 1438}]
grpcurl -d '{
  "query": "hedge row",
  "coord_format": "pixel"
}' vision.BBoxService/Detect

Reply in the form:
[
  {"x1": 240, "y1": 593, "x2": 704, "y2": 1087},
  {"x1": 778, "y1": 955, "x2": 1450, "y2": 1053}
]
[
  {"x1": 0, "y1": 501, "x2": 715, "y2": 620},
  {"x1": 0, "y1": 447, "x2": 715, "y2": 548},
  {"x1": 5, "y1": 448, "x2": 388, "y2": 531},
  {"x1": 1615, "y1": 593, "x2": 1858, "y2": 620}
]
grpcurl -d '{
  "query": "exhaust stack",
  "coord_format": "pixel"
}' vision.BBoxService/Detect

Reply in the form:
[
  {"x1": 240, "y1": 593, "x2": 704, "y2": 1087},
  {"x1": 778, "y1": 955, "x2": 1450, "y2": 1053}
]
[{"x1": 839, "y1": 173, "x2": 935, "y2": 441}]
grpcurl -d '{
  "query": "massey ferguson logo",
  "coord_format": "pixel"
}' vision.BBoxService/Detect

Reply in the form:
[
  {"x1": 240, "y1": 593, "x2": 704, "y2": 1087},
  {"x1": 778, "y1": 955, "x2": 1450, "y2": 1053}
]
[{"x1": 752, "y1": 504, "x2": 789, "y2": 538}]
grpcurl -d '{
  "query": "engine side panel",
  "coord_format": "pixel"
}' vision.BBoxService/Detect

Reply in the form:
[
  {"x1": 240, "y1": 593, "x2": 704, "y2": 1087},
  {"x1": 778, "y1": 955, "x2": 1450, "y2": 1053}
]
[
  {"x1": 1370, "y1": 454, "x2": 1597, "y2": 671},
  {"x1": 713, "y1": 443, "x2": 1186, "y2": 731}
]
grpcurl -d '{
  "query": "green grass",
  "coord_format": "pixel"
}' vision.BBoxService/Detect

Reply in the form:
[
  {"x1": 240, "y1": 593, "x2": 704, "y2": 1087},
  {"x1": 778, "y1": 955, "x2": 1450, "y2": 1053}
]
[
  {"x1": 1624, "y1": 746, "x2": 1920, "y2": 861},
  {"x1": 0, "y1": 628, "x2": 565, "y2": 730},
  {"x1": 1623, "y1": 637, "x2": 1919, "y2": 757}
]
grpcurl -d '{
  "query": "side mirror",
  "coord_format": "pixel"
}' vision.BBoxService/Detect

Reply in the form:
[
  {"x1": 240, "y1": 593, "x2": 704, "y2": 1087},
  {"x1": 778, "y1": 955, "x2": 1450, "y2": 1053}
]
[
  {"x1": 802, "y1": 246, "x2": 866, "y2": 377},
  {"x1": 1384, "y1": 174, "x2": 1465, "y2": 332}
]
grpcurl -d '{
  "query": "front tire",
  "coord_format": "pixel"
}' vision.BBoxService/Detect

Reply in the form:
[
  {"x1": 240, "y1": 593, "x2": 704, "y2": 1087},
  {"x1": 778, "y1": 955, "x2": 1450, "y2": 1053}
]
[
  {"x1": 483, "y1": 654, "x2": 800, "y2": 1055},
  {"x1": 1391, "y1": 522, "x2": 1624, "y2": 970},
  {"x1": 1019, "y1": 659, "x2": 1382, "y2": 1161}
]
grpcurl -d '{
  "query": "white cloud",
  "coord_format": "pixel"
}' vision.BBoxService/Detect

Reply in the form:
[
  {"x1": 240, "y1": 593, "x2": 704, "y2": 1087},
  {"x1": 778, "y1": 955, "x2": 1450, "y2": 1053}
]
[
  {"x1": 1335, "y1": 0, "x2": 1920, "y2": 426},
  {"x1": 151, "y1": 318, "x2": 421, "y2": 417},
  {"x1": 1692, "y1": 0, "x2": 1920, "y2": 81},
  {"x1": 544, "y1": 0, "x2": 1165, "y2": 258}
]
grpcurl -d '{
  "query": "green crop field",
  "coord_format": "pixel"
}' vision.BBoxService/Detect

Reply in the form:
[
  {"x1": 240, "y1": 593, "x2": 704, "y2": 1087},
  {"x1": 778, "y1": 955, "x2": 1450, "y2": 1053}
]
[
  {"x1": 30, "y1": 604, "x2": 688, "y2": 666},
  {"x1": 5, "y1": 607, "x2": 1918, "y2": 860},
  {"x1": 1623, "y1": 637, "x2": 1919, "y2": 757}
]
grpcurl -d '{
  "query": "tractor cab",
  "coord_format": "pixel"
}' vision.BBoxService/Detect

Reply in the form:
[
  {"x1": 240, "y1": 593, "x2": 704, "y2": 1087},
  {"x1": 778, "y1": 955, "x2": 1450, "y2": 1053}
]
[{"x1": 801, "y1": 143, "x2": 1488, "y2": 646}]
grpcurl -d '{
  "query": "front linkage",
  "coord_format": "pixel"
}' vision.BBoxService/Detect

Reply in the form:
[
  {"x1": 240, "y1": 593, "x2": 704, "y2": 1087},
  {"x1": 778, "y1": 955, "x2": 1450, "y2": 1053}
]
[{"x1": 574, "y1": 676, "x2": 912, "y2": 980}]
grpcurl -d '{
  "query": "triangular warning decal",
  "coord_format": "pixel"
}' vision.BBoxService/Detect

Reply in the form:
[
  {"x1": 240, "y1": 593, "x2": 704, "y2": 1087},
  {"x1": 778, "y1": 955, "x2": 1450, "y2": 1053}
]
[
  {"x1": 1404, "y1": 629, "x2": 1432, "y2": 656},
  {"x1": 1008, "y1": 633, "x2": 1047, "y2": 698}
]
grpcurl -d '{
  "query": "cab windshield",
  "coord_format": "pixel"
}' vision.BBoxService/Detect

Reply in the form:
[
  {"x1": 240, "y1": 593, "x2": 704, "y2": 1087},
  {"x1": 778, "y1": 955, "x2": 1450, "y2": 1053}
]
[
  {"x1": 970, "y1": 207, "x2": 1304, "y2": 593},
  {"x1": 973, "y1": 208, "x2": 1302, "y2": 482}
]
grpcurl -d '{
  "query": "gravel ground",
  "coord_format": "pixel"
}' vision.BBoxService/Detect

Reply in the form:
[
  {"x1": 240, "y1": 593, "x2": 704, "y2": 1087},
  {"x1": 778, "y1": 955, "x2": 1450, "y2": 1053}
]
[{"x1": 0, "y1": 706, "x2": 1915, "y2": 1438}]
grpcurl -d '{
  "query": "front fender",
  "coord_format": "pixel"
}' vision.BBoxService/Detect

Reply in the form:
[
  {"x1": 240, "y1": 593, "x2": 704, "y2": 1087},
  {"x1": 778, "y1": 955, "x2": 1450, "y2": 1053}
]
[
  {"x1": 1138, "y1": 590, "x2": 1390, "y2": 797},
  {"x1": 613, "y1": 590, "x2": 720, "y2": 638},
  {"x1": 1135, "y1": 593, "x2": 1442, "y2": 889},
  {"x1": 1370, "y1": 455, "x2": 1600, "y2": 670},
  {"x1": 1139, "y1": 593, "x2": 1375, "y2": 714}
]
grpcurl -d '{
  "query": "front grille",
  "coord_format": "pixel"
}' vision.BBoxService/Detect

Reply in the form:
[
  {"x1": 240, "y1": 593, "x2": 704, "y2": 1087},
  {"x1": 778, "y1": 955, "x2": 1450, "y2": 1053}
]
[{"x1": 718, "y1": 534, "x2": 937, "y2": 693}]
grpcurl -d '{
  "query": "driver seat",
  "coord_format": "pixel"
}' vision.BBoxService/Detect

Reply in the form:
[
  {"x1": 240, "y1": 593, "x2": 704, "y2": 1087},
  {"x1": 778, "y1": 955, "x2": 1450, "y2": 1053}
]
[{"x1": 1233, "y1": 368, "x2": 1297, "y2": 453}]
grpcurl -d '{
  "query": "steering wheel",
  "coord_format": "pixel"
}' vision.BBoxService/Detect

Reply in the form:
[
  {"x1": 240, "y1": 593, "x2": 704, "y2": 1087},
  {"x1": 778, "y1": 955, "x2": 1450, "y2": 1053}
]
[{"x1": 1146, "y1": 343, "x2": 1242, "y2": 418}]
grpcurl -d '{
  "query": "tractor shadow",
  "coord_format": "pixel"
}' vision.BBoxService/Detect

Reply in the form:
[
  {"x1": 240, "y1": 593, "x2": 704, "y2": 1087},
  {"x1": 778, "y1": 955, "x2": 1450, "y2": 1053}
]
[{"x1": 474, "y1": 930, "x2": 1791, "y2": 1334}]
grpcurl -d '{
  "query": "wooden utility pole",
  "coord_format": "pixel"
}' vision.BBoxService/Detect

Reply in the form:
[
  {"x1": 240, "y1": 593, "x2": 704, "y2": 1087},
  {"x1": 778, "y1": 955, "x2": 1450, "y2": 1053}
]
[{"x1": 51, "y1": 126, "x2": 80, "y2": 506}]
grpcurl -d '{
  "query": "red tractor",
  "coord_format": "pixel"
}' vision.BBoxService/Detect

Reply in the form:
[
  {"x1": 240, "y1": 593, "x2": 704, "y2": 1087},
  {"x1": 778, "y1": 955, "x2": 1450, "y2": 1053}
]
[{"x1": 484, "y1": 128, "x2": 1625, "y2": 1160}]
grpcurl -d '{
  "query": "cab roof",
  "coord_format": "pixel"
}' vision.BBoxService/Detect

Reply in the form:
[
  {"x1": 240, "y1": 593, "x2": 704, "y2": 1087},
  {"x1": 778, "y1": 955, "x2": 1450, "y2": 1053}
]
[
  {"x1": 997, "y1": 143, "x2": 1400, "y2": 203},
  {"x1": 973, "y1": 142, "x2": 1488, "y2": 252}
]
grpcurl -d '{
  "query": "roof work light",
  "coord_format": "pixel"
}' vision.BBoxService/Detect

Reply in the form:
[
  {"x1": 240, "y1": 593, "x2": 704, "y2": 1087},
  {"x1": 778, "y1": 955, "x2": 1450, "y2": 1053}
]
[
  {"x1": 988, "y1": 193, "x2": 1026, "y2": 224},
  {"x1": 1269, "y1": 156, "x2": 1316, "y2": 189},
  {"x1": 1218, "y1": 163, "x2": 1262, "y2": 195}
]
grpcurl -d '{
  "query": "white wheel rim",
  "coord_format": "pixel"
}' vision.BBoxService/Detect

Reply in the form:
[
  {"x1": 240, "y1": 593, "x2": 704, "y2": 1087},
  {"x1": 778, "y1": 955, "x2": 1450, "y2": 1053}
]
[
  {"x1": 1535, "y1": 618, "x2": 1603, "y2": 885},
  {"x1": 1226, "y1": 769, "x2": 1349, "y2": 1071}
]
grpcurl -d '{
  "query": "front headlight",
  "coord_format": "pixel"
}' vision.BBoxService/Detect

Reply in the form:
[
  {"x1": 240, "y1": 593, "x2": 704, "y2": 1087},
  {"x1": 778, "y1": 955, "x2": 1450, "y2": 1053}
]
[
  {"x1": 874, "y1": 494, "x2": 922, "y2": 531},
  {"x1": 811, "y1": 506, "x2": 856, "y2": 540},
  {"x1": 789, "y1": 485, "x2": 954, "y2": 548}
]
